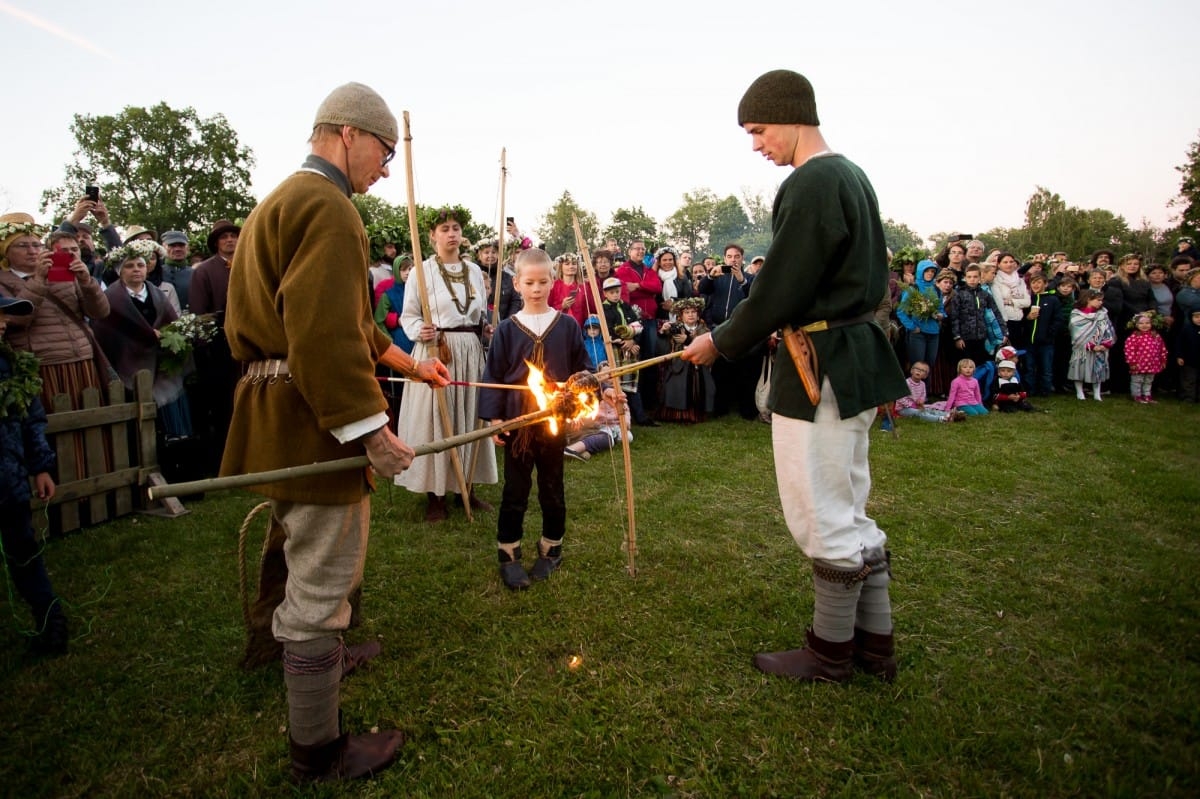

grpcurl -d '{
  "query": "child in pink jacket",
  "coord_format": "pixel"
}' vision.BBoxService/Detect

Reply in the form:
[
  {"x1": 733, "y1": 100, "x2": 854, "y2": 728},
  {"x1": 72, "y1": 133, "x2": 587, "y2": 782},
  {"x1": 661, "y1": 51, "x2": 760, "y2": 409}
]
[{"x1": 944, "y1": 358, "x2": 988, "y2": 416}]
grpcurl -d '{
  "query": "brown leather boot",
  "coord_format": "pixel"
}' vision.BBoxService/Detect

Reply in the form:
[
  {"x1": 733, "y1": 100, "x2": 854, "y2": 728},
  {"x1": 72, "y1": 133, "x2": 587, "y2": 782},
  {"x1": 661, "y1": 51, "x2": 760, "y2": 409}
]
[
  {"x1": 753, "y1": 628, "x2": 853, "y2": 682},
  {"x1": 853, "y1": 628, "x2": 897, "y2": 682},
  {"x1": 290, "y1": 730, "x2": 405, "y2": 782},
  {"x1": 341, "y1": 640, "x2": 382, "y2": 680},
  {"x1": 347, "y1": 584, "x2": 364, "y2": 630},
  {"x1": 240, "y1": 523, "x2": 288, "y2": 670},
  {"x1": 425, "y1": 493, "x2": 448, "y2": 523}
]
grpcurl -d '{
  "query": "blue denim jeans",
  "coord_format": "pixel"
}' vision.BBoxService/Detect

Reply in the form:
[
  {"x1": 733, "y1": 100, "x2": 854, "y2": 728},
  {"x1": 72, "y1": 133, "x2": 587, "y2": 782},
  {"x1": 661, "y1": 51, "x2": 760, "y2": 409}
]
[{"x1": 1025, "y1": 343, "x2": 1054, "y2": 395}]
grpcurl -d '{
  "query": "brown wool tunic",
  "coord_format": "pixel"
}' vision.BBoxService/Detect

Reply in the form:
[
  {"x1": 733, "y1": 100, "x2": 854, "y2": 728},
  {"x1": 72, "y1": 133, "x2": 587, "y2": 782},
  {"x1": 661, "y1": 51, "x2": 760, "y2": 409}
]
[{"x1": 220, "y1": 170, "x2": 392, "y2": 504}]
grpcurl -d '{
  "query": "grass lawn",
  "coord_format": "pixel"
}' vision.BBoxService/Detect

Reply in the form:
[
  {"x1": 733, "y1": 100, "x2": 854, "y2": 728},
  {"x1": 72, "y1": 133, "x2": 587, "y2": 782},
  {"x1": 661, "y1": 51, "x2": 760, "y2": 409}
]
[{"x1": 1, "y1": 394, "x2": 1197, "y2": 798}]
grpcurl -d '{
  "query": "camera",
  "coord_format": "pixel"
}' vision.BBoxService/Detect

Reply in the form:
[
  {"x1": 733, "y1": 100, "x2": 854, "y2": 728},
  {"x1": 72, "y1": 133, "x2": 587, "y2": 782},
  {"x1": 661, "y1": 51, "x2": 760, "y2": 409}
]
[{"x1": 664, "y1": 322, "x2": 687, "y2": 338}]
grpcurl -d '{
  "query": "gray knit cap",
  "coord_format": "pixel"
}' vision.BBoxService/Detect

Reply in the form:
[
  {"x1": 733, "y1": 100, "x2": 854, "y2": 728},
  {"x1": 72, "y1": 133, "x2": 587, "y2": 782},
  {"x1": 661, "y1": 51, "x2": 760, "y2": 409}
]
[
  {"x1": 737, "y1": 70, "x2": 820, "y2": 127},
  {"x1": 313, "y1": 82, "x2": 399, "y2": 143}
]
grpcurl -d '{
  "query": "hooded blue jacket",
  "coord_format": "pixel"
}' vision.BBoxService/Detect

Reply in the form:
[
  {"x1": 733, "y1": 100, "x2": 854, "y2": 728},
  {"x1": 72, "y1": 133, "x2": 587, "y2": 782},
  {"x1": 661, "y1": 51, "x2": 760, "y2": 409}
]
[{"x1": 896, "y1": 261, "x2": 942, "y2": 335}]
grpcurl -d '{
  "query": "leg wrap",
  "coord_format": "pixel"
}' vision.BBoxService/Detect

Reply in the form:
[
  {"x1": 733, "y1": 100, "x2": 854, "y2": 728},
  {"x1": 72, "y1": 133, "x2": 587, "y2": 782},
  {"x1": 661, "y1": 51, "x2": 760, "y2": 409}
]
[
  {"x1": 855, "y1": 547, "x2": 893, "y2": 635},
  {"x1": 283, "y1": 638, "x2": 342, "y2": 746},
  {"x1": 811, "y1": 560, "x2": 863, "y2": 643}
]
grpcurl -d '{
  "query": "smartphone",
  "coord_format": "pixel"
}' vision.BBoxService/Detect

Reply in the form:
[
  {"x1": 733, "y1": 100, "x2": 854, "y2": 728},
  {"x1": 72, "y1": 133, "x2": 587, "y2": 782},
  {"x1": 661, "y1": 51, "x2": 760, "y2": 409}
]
[
  {"x1": 506, "y1": 217, "x2": 515, "y2": 225},
  {"x1": 85, "y1": 185, "x2": 100, "y2": 202},
  {"x1": 48, "y1": 250, "x2": 76, "y2": 281}
]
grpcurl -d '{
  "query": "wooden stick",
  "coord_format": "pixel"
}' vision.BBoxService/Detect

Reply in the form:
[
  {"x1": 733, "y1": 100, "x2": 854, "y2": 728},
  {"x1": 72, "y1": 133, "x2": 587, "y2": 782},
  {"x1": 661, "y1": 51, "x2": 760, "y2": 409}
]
[
  {"x1": 474, "y1": 147, "x2": 505, "y2": 493},
  {"x1": 402, "y1": 111, "x2": 475, "y2": 521},
  {"x1": 596, "y1": 350, "x2": 685, "y2": 381},
  {"x1": 573, "y1": 216, "x2": 637, "y2": 577},
  {"x1": 492, "y1": 148, "x2": 507, "y2": 327},
  {"x1": 147, "y1": 409, "x2": 553, "y2": 500},
  {"x1": 379, "y1": 377, "x2": 526, "y2": 391}
]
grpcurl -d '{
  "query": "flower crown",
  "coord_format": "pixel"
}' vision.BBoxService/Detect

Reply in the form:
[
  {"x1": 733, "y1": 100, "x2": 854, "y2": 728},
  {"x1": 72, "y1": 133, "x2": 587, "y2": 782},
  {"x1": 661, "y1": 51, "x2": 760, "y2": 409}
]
[
  {"x1": 1126, "y1": 310, "x2": 1169, "y2": 332},
  {"x1": 673, "y1": 296, "x2": 705, "y2": 314},
  {"x1": 106, "y1": 239, "x2": 166, "y2": 267},
  {"x1": 0, "y1": 219, "x2": 46, "y2": 243}
]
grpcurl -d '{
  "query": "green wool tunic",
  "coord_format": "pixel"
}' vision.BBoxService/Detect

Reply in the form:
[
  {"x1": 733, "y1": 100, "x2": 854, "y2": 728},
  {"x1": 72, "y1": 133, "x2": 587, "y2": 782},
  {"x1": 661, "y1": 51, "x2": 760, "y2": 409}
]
[
  {"x1": 711, "y1": 154, "x2": 906, "y2": 421},
  {"x1": 221, "y1": 170, "x2": 392, "y2": 504}
]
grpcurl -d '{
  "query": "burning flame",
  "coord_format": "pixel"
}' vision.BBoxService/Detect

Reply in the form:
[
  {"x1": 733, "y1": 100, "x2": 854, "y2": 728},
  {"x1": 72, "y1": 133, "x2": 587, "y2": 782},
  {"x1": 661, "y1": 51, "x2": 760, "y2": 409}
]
[{"x1": 526, "y1": 362, "x2": 601, "y2": 434}]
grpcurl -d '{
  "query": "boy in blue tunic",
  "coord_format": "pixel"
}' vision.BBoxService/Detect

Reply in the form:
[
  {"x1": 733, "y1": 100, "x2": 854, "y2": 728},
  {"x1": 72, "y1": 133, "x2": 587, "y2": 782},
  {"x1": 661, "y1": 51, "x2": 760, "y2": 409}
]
[{"x1": 480, "y1": 250, "x2": 614, "y2": 589}]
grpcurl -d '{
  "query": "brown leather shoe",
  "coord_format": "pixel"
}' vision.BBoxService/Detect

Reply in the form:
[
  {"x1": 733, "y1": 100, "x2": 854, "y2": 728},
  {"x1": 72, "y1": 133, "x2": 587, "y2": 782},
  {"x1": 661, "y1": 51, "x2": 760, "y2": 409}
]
[
  {"x1": 753, "y1": 629, "x2": 853, "y2": 682},
  {"x1": 341, "y1": 640, "x2": 381, "y2": 680},
  {"x1": 425, "y1": 494, "x2": 448, "y2": 523},
  {"x1": 290, "y1": 730, "x2": 405, "y2": 782},
  {"x1": 853, "y1": 628, "x2": 897, "y2": 682}
]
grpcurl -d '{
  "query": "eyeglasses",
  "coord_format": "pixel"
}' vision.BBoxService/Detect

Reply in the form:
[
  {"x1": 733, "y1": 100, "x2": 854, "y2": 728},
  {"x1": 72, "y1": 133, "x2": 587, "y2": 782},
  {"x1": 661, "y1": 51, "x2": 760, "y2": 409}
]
[
  {"x1": 370, "y1": 132, "x2": 396, "y2": 168},
  {"x1": 9, "y1": 241, "x2": 44, "y2": 250}
]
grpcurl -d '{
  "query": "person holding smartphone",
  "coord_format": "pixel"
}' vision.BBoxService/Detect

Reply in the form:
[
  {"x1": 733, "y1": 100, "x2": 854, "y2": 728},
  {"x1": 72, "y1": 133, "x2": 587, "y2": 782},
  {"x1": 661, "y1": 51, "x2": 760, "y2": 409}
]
[
  {"x1": 0, "y1": 217, "x2": 111, "y2": 410},
  {"x1": 549, "y1": 252, "x2": 589, "y2": 327},
  {"x1": 59, "y1": 189, "x2": 123, "y2": 284}
]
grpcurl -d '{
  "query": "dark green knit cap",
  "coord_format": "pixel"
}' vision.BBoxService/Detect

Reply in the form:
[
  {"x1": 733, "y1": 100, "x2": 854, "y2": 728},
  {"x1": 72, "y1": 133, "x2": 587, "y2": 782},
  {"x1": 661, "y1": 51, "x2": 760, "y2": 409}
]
[{"x1": 737, "y1": 69, "x2": 820, "y2": 127}]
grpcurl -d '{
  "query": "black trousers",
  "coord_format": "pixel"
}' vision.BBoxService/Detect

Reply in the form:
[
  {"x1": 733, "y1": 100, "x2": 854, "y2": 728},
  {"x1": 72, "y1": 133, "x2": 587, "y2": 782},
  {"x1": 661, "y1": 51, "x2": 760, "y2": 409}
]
[
  {"x1": 497, "y1": 429, "x2": 567, "y2": 547},
  {"x1": 0, "y1": 500, "x2": 59, "y2": 624}
]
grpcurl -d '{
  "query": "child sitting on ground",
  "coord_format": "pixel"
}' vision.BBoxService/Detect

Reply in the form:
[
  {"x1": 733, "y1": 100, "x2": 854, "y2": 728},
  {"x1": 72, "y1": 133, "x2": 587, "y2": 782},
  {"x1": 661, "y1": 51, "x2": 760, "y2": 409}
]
[
  {"x1": 479, "y1": 249, "x2": 616, "y2": 590},
  {"x1": 0, "y1": 296, "x2": 69, "y2": 656},
  {"x1": 564, "y1": 376, "x2": 632, "y2": 461},
  {"x1": 894, "y1": 361, "x2": 964, "y2": 422},
  {"x1": 944, "y1": 358, "x2": 989, "y2": 415},
  {"x1": 990, "y1": 359, "x2": 1037, "y2": 412}
]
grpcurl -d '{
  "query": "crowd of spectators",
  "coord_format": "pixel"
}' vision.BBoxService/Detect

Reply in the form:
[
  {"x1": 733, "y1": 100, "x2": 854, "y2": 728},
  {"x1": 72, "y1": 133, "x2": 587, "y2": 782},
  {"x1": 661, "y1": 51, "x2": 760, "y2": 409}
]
[
  {"x1": 4, "y1": 196, "x2": 1197, "y2": 523},
  {"x1": 887, "y1": 235, "x2": 1200, "y2": 420}
]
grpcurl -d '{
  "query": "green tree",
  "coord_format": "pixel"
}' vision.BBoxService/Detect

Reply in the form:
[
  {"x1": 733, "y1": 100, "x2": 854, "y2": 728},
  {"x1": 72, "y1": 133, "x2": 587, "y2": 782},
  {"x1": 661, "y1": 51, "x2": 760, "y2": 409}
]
[
  {"x1": 537, "y1": 191, "x2": 600, "y2": 256},
  {"x1": 604, "y1": 207, "x2": 659, "y2": 254},
  {"x1": 709, "y1": 196, "x2": 751, "y2": 252},
  {"x1": 40, "y1": 102, "x2": 256, "y2": 237},
  {"x1": 663, "y1": 189, "x2": 719, "y2": 254},
  {"x1": 1169, "y1": 129, "x2": 1199, "y2": 242},
  {"x1": 353, "y1": 195, "x2": 412, "y2": 260},
  {"x1": 737, "y1": 189, "x2": 775, "y2": 260},
  {"x1": 880, "y1": 217, "x2": 923, "y2": 254}
]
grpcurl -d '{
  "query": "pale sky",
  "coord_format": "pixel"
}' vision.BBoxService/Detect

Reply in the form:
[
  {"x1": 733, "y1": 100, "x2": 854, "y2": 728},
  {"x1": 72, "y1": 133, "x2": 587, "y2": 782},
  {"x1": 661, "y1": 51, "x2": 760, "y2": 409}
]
[{"x1": 1, "y1": 0, "x2": 1194, "y2": 248}]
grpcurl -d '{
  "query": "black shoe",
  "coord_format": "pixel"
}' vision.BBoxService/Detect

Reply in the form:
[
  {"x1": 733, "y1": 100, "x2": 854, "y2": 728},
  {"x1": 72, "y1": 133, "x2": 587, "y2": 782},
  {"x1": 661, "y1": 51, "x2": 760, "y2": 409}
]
[
  {"x1": 31, "y1": 608, "x2": 68, "y2": 657},
  {"x1": 500, "y1": 560, "x2": 531, "y2": 590},
  {"x1": 529, "y1": 555, "x2": 562, "y2": 582},
  {"x1": 635, "y1": 419, "x2": 660, "y2": 427}
]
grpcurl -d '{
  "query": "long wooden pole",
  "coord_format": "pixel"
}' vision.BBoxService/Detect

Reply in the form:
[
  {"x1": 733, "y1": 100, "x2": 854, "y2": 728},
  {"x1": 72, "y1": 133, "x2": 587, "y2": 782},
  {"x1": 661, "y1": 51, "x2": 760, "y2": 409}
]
[
  {"x1": 148, "y1": 409, "x2": 553, "y2": 500},
  {"x1": 402, "y1": 111, "x2": 474, "y2": 521},
  {"x1": 465, "y1": 147, "x2": 507, "y2": 492},
  {"x1": 492, "y1": 148, "x2": 507, "y2": 328},
  {"x1": 596, "y1": 350, "x2": 685, "y2": 382},
  {"x1": 573, "y1": 215, "x2": 637, "y2": 576}
]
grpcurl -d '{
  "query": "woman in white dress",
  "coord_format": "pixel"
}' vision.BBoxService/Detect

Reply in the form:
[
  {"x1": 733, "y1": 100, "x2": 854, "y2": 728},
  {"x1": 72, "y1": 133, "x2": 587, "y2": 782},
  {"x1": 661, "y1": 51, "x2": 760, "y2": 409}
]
[{"x1": 395, "y1": 208, "x2": 498, "y2": 522}]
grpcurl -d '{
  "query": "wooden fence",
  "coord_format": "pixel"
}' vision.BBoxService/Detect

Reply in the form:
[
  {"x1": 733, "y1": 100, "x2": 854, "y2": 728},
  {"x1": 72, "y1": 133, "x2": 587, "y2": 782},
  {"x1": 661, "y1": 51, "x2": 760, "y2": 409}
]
[{"x1": 30, "y1": 369, "x2": 175, "y2": 537}]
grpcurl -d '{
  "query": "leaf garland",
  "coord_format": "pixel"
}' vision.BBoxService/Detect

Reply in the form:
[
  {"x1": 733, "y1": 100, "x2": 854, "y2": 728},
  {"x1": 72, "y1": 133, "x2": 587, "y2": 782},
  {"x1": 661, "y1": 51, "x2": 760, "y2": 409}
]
[{"x1": 0, "y1": 340, "x2": 43, "y2": 419}]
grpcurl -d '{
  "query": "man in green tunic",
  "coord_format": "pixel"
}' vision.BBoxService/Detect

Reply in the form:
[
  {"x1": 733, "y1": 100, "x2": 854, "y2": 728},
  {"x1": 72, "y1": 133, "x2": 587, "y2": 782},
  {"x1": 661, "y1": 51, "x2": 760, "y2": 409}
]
[{"x1": 683, "y1": 69, "x2": 906, "y2": 683}]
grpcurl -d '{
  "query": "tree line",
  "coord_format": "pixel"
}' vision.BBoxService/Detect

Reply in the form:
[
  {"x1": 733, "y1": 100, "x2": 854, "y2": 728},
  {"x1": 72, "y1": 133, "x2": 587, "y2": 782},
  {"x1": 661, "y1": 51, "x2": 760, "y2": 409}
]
[{"x1": 39, "y1": 103, "x2": 1198, "y2": 264}]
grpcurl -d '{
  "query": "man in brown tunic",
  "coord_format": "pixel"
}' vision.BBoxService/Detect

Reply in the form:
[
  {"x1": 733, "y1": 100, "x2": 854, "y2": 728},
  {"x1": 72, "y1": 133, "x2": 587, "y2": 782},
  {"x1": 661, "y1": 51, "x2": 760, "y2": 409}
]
[{"x1": 221, "y1": 82, "x2": 449, "y2": 782}]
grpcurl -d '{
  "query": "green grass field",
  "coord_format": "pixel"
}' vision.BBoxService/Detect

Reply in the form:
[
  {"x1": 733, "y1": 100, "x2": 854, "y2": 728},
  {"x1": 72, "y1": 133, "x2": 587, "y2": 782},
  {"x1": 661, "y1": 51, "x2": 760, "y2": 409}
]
[{"x1": 1, "y1": 395, "x2": 1197, "y2": 798}]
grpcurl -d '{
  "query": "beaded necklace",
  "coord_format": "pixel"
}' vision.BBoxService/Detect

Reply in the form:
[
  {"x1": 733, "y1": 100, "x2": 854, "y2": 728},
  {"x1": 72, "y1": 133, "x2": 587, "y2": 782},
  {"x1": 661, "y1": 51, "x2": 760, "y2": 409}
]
[{"x1": 434, "y1": 255, "x2": 475, "y2": 316}]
